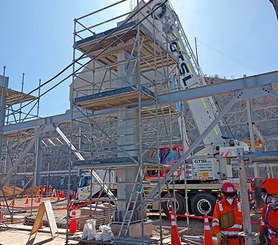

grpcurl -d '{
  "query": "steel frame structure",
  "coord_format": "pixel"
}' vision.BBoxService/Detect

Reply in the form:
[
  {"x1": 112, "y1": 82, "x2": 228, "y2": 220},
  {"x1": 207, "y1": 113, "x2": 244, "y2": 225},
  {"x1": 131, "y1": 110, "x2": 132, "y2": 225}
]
[
  {"x1": 69, "y1": 1, "x2": 182, "y2": 241},
  {"x1": 0, "y1": 1, "x2": 278, "y2": 244}
]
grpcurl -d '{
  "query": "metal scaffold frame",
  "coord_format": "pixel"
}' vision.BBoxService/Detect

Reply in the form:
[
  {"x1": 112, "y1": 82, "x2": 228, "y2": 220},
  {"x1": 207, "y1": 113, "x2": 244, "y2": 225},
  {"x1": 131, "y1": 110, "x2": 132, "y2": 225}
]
[{"x1": 67, "y1": 0, "x2": 190, "y2": 243}]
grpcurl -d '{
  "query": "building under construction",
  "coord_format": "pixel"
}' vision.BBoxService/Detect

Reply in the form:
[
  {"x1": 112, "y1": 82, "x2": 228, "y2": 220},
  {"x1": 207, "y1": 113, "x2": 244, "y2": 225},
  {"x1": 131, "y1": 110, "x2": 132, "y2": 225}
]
[{"x1": 0, "y1": 1, "x2": 278, "y2": 244}]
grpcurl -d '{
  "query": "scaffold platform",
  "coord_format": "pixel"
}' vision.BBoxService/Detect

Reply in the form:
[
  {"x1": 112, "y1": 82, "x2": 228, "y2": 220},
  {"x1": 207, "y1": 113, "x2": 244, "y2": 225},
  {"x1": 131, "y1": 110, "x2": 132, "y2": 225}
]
[
  {"x1": 74, "y1": 85, "x2": 155, "y2": 111},
  {"x1": 72, "y1": 156, "x2": 172, "y2": 170},
  {"x1": 0, "y1": 87, "x2": 37, "y2": 105},
  {"x1": 74, "y1": 21, "x2": 177, "y2": 72}
]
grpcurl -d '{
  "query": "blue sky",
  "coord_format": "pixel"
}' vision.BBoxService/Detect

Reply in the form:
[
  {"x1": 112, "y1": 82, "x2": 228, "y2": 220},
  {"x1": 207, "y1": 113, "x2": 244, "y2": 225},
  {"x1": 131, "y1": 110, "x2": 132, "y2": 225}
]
[{"x1": 0, "y1": 0, "x2": 278, "y2": 117}]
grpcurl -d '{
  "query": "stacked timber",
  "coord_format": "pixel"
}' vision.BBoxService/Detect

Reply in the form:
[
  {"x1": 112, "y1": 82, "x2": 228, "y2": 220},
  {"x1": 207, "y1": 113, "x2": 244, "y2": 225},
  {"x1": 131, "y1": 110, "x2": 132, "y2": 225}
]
[{"x1": 79, "y1": 203, "x2": 115, "y2": 230}]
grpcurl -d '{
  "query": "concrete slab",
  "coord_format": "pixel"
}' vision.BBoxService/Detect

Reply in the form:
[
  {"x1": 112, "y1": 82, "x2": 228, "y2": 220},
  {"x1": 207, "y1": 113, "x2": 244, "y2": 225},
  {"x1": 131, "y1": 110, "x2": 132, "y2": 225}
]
[{"x1": 0, "y1": 228, "x2": 78, "y2": 245}]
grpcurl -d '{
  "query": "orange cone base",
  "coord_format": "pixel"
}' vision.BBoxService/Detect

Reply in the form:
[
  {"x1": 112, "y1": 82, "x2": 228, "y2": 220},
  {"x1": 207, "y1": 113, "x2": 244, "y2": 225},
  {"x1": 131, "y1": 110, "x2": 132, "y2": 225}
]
[
  {"x1": 69, "y1": 219, "x2": 77, "y2": 233},
  {"x1": 171, "y1": 227, "x2": 182, "y2": 245},
  {"x1": 204, "y1": 232, "x2": 214, "y2": 245},
  {"x1": 169, "y1": 211, "x2": 182, "y2": 245},
  {"x1": 203, "y1": 215, "x2": 214, "y2": 245}
]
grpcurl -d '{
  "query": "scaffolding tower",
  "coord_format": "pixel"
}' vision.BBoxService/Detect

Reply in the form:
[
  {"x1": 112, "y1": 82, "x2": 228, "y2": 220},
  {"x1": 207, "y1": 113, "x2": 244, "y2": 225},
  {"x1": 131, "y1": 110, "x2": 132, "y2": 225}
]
[{"x1": 69, "y1": 0, "x2": 187, "y2": 241}]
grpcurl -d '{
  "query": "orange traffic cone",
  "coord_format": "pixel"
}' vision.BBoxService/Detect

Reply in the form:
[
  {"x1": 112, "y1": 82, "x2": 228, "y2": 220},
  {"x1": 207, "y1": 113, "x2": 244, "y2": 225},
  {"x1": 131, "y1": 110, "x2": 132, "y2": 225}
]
[
  {"x1": 203, "y1": 214, "x2": 213, "y2": 245},
  {"x1": 25, "y1": 196, "x2": 29, "y2": 204},
  {"x1": 37, "y1": 195, "x2": 41, "y2": 203},
  {"x1": 169, "y1": 210, "x2": 182, "y2": 245},
  {"x1": 39, "y1": 219, "x2": 43, "y2": 229},
  {"x1": 69, "y1": 208, "x2": 77, "y2": 233}
]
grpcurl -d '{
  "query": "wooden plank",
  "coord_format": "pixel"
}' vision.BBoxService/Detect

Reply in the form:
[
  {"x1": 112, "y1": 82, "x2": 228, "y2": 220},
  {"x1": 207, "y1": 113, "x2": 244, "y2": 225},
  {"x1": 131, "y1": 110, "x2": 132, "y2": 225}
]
[
  {"x1": 28, "y1": 202, "x2": 46, "y2": 243},
  {"x1": 44, "y1": 200, "x2": 58, "y2": 238},
  {"x1": 27, "y1": 201, "x2": 58, "y2": 244}
]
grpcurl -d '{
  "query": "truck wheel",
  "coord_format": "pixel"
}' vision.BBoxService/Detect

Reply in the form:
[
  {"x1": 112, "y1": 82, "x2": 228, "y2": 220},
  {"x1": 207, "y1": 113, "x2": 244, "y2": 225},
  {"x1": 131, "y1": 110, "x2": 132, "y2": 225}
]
[
  {"x1": 162, "y1": 192, "x2": 186, "y2": 216},
  {"x1": 191, "y1": 193, "x2": 216, "y2": 216}
]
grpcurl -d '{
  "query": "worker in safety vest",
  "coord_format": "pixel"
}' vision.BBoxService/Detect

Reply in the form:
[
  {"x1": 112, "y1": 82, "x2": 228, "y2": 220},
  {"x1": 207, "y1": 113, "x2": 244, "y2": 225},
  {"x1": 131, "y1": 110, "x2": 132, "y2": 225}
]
[
  {"x1": 48, "y1": 184, "x2": 53, "y2": 197},
  {"x1": 256, "y1": 178, "x2": 278, "y2": 244},
  {"x1": 212, "y1": 182, "x2": 244, "y2": 245},
  {"x1": 42, "y1": 185, "x2": 46, "y2": 197}
]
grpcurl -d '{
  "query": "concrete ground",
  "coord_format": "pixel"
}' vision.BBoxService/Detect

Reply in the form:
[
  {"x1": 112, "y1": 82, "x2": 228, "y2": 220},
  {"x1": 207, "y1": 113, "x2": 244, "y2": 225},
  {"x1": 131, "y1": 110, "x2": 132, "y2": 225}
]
[
  {"x1": 0, "y1": 199, "x2": 261, "y2": 245},
  {"x1": 0, "y1": 227, "x2": 78, "y2": 245}
]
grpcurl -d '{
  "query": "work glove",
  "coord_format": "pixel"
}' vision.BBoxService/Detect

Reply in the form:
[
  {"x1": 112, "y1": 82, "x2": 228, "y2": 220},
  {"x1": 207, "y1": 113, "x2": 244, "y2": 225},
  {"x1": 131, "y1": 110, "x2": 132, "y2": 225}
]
[
  {"x1": 216, "y1": 232, "x2": 224, "y2": 244},
  {"x1": 255, "y1": 232, "x2": 266, "y2": 244}
]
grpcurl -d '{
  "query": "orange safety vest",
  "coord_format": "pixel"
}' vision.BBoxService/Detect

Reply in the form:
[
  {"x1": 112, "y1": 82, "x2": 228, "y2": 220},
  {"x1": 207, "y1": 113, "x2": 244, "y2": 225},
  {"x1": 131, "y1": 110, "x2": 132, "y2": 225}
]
[
  {"x1": 258, "y1": 205, "x2": 278, "y2": 244},
  {"x1": 212, "y1": 196, "x2": 244, "y2": 245}
]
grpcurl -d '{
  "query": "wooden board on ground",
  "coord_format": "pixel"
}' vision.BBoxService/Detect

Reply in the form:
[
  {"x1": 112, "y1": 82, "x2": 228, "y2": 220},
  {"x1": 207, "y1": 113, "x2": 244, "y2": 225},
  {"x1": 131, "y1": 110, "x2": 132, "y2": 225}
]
[
  {"x1": 27, "y1": 200, "x2": 58, "y2": 244},
  {"x1": 44, "y1": 200, "x2": 58, "y2": 237}
]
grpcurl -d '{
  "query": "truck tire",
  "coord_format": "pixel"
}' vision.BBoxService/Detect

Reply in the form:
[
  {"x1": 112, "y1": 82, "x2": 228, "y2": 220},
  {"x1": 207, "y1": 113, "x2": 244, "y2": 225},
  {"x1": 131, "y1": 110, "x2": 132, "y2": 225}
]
[
  {"x1": 162, "y1": 192, "x2": 186, "y2": 216},
  {"x1": 191, "y1": 193, "x2": 216, "y2": 216}
]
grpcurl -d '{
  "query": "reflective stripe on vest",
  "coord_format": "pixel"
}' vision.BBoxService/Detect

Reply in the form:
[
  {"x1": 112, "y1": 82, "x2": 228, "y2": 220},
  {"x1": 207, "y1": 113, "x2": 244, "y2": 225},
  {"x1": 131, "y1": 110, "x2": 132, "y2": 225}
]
[
  {"x1": 219, "y1": 203, "x2": 223, "y2": 211},
  {"x1": 212, "y1": 222, "x2": 219, "y2": 228},
  {"x1": 230, "y1": 224, "x2": 243, "y2": 229},
  {"x1": 212, "y1": 218, "x2": 219, "y2": 227},
  {"x1": 237, "y1": 201, "x2": 241, "y2": 212},
  {"x1": 212, "y1": 218, "x2": 219, "y2": 224},
  {"x1": 222, "y1": 231, "x2": 239, "y2": 236}
]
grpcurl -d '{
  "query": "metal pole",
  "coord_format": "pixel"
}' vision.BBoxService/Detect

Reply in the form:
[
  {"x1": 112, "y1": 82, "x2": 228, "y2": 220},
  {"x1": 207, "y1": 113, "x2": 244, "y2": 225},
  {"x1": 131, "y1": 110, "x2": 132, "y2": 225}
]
[
  {"x1": 37, "y1": 79, "x2": 41, "y2": 118},
  {"x1": 0, "y1": 76, "x2": 8, "y2": 177},
  {"x1": 34, "y1": 135, "x2": 42, "y2": 186},
  {"x1": 194, "y1": 37, "x2": 199, "y2": 66},
  {"x1": 2, "y1": 66, "x2": 6, "y2": 76},
  {"x1": 246, "y1": 99, "x2": 258, "y2": 177},
  {"x1": 19, "y1": 73, "x2": 25, "y2": 122},
  {"x1": 237, "y1": 148, "x2": 253, "y2": 245}
]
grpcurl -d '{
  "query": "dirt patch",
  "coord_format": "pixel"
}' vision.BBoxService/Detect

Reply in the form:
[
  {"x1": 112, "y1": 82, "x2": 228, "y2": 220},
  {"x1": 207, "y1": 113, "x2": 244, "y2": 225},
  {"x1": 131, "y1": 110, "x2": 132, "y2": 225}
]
[
  {"x1": 2, "y1": 185, "x2": 23, "y2": 197},
  {"x1": 21, "y1": 186, "x2": 40, "y2": 196}
]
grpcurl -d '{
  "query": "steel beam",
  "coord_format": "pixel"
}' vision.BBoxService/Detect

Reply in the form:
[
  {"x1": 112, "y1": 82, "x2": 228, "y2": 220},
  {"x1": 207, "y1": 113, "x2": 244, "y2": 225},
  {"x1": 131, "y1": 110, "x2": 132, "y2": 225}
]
[{"x1": 3, "y1": 70, "x2": 278, "y2": 134}]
